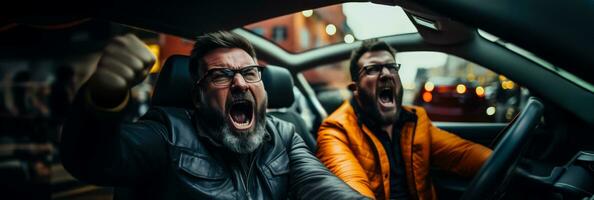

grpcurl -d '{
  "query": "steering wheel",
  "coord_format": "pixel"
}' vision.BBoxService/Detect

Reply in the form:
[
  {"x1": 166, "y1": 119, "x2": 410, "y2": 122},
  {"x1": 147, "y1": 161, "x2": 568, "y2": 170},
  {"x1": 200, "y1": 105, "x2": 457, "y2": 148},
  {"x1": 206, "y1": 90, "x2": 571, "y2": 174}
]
[{"x1": 461, "y1": 97, "x2": 544, "y2": 200}]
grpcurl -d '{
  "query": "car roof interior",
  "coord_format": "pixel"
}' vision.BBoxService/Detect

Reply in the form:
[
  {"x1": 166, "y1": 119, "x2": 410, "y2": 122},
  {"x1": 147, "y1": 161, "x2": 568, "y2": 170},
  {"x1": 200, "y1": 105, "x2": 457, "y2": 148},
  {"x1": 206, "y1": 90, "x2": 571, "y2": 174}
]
[
  {"x1": 98, "y1": 0, "x2": 594, "y2": 82},
  {"x1": 2, "y1": 0, "x2": 593, "y2": 125}
]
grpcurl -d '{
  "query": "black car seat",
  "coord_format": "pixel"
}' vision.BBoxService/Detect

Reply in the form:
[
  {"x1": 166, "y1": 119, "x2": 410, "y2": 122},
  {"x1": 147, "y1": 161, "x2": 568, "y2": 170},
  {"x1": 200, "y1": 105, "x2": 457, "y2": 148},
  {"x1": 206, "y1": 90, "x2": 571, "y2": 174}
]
[
  {"x1": 150, "y1": 55, "x2": 316, "y2": 151},
  {"x1": 315, "y1": 87, "x2": 352, "y2": 115},
  {"x1": 260, "y1": 66, "x2": 316, "y2": 151}
]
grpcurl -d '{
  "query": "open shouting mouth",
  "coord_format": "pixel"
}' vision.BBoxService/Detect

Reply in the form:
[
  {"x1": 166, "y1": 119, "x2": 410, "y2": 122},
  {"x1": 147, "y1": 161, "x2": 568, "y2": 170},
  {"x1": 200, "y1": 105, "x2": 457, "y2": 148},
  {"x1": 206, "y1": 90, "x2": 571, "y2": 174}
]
[
  {"x1": 227, "y1": 99, "x2": 255, "y2": 131},
  {"x1": 377, "y1": 84, "x2": 395, "y2": 111}
]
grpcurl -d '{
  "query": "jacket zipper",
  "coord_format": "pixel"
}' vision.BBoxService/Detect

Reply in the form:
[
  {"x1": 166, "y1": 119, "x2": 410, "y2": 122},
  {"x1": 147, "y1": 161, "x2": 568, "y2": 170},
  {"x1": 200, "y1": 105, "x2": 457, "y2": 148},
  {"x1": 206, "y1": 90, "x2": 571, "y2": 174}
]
[
  {"x1": 409, "y1": 120, "x2": 419, "y2": 199},
  {"x1": 239, "y1": 148, "x2": 260, "y2": 200},
  {"x1": 246, "y1": 153, "x2": 257, "y2": 200}
]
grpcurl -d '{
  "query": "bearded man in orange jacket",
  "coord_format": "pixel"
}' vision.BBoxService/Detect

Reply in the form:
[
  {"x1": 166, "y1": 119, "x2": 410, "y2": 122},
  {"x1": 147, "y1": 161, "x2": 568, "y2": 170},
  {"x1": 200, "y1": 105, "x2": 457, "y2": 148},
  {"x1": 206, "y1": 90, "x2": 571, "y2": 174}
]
[{"x1": 316, "y1": 39, "x2": 492, "y2": 200}]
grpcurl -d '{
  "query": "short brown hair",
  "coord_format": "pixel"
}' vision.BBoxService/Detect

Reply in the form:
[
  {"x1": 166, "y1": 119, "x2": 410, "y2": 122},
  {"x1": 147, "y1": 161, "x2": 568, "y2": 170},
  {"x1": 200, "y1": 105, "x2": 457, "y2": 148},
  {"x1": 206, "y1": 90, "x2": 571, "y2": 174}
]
[
  {"x1": 189, "y1": 31, "x2": 256, "y2": 82},
  {"x1": 349, "y1": 39, "x2": 397, "y2": 82}
]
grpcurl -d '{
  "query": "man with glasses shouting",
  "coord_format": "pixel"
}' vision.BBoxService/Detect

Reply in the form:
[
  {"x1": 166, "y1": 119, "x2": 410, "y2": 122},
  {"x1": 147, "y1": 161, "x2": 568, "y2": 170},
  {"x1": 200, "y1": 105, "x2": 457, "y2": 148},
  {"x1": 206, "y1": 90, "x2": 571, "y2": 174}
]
[
  {"x1": 316, "y1": 39, "x2": 492, "y2": 200},
  {"x1": 60, "y1": 31, "x2": 367, "y2": 199}
]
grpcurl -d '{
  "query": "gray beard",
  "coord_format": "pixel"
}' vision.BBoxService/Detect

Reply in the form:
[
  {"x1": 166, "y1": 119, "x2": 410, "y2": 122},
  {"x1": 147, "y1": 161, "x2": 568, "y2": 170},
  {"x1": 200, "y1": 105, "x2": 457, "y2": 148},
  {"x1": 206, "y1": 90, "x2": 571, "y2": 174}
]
[
  {"x1": 197, "y1": 94, "x2": 267, "y2": 154},
  {"x1": 216, "y1": 119, "x2": 266, "y2": 154}
]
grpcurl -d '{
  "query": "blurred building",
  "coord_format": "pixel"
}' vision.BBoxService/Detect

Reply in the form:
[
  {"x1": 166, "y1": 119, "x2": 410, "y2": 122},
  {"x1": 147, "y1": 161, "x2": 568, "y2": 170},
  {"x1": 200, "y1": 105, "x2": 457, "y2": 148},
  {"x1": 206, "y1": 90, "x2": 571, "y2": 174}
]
[
  {"x1": 153, "y1": 5, "x2": 351, "y2": 56},
  {"x1": 245, "y1": 5, "x2": 349, "y2": 53}
]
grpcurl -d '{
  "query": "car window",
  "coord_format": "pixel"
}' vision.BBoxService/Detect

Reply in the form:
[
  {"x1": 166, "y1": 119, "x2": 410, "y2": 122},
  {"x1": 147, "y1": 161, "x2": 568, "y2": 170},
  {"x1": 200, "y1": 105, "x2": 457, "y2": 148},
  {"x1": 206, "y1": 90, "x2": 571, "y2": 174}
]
[
  {"x1": 244, "y1": 3, "x2": 417, "y2": 53},
  {"x1": 301, "y1": 61, "x2": 352, "y2": 113},
  {"x1": 301, "y1": 51, "x2": 529, "y2": 123}
]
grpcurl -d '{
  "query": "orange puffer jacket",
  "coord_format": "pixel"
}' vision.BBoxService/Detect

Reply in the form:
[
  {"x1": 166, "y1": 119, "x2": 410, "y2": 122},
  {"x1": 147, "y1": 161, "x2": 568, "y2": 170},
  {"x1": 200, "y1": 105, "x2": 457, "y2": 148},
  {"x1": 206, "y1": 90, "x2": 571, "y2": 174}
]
[{"x1": 316, "y1": 101, "x2": 492, "y2": 200}]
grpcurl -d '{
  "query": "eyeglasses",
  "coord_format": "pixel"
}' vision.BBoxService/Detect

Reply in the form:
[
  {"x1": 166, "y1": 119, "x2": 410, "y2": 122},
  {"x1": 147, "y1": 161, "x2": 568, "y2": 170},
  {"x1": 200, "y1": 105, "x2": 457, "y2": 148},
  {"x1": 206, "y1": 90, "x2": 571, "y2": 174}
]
[
  {"x1": 196, "y1": 65, "x2": 264, "y2": 86},
  {"x1": 360, "y1": 63, "x2": 401, "y2": 76}
]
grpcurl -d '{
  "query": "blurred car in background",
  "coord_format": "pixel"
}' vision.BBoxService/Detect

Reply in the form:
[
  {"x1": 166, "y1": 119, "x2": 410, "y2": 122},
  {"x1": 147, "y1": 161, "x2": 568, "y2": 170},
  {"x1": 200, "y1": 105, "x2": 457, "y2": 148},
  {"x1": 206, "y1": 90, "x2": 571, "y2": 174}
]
[
  {"x1": 414, "y1": 76, "x2": 528, "y2": 123},
  {"x1": 414, "y1": 77, "x2": 494, "y2": 122}
]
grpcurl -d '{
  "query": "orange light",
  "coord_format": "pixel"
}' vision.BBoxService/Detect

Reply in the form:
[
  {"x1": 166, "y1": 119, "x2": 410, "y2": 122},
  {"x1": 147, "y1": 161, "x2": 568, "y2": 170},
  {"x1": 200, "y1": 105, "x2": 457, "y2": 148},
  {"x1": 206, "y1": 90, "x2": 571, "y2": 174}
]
[
  {"x1": 422, "y1": 92, "x2": 433, "y2": 102},
  {"x1": 424, "y1": 82, "x2": 434, "y2": 92},
  {"x1": 456, "y1": 84, "x2": 466, "y2": 94},
  {"x1": 506, "y1": 81, "x2": 515, "y2": 89},
  {"x1": 501, "y1": 81, "x2": 515, "y2": 90},
  {"x1": 147, "y1": 44, "x2": 161, "y2": 74},
  {"x1": 475, "y1": 86, "x2": 485, "y2": 97}
]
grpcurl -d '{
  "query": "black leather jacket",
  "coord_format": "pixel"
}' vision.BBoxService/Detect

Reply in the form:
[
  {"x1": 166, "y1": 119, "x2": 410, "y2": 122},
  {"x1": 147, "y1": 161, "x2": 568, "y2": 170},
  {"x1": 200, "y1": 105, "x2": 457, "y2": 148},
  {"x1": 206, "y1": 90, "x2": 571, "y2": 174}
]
[{"x1": 60, "y1": 95, "x2": 366, "y2": 199}]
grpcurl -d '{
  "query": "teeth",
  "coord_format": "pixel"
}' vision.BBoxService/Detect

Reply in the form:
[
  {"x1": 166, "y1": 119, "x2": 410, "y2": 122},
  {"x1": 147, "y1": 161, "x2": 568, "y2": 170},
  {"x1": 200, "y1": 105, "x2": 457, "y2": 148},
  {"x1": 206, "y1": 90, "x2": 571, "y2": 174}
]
[{"x1": 236, "y1": 118, "x2": 251, "y2": 127}]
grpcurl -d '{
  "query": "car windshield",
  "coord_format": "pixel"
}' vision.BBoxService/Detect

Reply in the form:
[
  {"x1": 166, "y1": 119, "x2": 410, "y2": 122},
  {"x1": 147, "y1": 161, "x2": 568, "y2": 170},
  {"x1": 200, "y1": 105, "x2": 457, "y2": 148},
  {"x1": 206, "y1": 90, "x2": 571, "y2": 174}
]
[{"x1": 244, "y1": 2, "x2": 417, "y2": 53}]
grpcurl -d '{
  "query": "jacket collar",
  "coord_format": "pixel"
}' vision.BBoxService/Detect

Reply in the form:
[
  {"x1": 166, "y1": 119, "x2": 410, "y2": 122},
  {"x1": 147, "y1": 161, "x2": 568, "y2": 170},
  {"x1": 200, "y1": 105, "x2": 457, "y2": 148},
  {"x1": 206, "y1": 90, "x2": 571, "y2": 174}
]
[{"x1": 191, "y1": 111, "x2": 224, "y2": 147}]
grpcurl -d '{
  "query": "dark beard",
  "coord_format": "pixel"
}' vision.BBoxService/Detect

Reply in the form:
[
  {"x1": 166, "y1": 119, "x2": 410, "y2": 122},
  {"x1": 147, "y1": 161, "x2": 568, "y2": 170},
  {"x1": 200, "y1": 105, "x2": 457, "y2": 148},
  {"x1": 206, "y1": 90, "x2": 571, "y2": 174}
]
[
  {"x1": 196, "y1": 95, "x2": 267, "y2": 154},
  {"x1": 357, "y1": 85, "x2": 401, "y2": 126}
]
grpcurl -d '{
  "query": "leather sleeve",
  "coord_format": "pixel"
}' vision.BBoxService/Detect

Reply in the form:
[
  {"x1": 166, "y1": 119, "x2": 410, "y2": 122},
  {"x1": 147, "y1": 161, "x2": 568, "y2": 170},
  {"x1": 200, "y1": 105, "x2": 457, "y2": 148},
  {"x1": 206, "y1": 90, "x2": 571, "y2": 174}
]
[
  {"x1": 429, "y1": 125, "x2": 492, "y2": 177},
  {"x1": 60, "y1": 86, "x2": 168, "y2": 186},
  {"x1": 316, "y1": 121, "x2": 376, "y2": 199},
  {"x1": 275, "y1": 121, "x2": 369, "y2": 200}
]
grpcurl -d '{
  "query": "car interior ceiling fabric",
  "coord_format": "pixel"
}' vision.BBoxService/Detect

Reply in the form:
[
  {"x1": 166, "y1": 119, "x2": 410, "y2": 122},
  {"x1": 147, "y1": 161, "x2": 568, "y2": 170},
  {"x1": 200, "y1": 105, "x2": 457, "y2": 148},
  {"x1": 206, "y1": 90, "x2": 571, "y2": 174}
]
[{"x1": 151, "y1": 55, "x2": 317, "y2": 151}]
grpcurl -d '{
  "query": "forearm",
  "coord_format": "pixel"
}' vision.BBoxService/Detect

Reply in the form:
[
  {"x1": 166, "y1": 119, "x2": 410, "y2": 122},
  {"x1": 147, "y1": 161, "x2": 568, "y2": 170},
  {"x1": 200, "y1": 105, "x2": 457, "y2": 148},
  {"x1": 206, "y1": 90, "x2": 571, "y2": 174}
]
[
  {"x1": 60, "y1": 86, "x2": 129, "y2": 183},
  {"x1": 289, "y1": 134, "x2": 369, "y2": 200},
  {"x1": 60, "y1": 86, "x2": 166, "y2": 186},
  {"x1": 430, "y1": 126, "x2": 492, "y2": 176}
]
